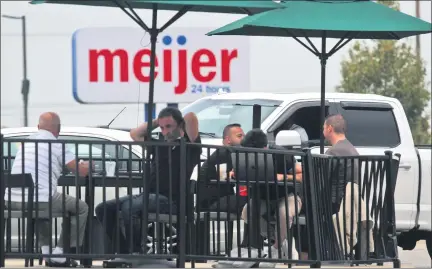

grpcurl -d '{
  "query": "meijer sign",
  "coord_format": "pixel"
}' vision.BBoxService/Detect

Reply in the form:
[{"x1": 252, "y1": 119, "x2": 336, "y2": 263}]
[{"x1": 72, "y1": 27, "x2": 250, "y2": 104}]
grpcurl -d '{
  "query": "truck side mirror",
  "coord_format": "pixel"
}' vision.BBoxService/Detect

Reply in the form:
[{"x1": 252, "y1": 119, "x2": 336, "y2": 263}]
[{"x1": 275, "y1": 130, "x2": 302, "y2": 148}]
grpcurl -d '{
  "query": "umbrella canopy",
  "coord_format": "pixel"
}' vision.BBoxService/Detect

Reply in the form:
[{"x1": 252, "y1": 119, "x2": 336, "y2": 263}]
[
  {"x1": 207, "y1": 0, "x2": 432, "y2": 153},
  {"x1": 30, "y1": 0, "x2": 283, "y2": 137},
  {"x1": 31, "y1": 0, "x2": 283, "y2": 15},
  {"x1": 208, "y1": 0, "x2": 432, "y2": 38}
]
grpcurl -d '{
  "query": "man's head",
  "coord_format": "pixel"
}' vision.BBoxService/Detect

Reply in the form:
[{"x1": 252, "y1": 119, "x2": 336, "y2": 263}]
[
  {"x1": 222, "y1": 123, "x2": 244, "y2": 146},
  {"x1": 38, "y1": 112, "x2": 61, "y2": 138},
  {"x1": 323, "y1": 114, "x2": 347, "y2": 144},
  {"x1": 241, "y1": 129, "x2": 268, "y2": 149},
  {"x1": 157, "y1": 107, "x2": 185, "y2": 141}
]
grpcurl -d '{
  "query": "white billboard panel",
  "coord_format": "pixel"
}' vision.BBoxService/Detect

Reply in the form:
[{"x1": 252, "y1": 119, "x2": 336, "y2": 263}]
[{"x1": 72, "y1": 27, "x2": 250, "y2": 104}]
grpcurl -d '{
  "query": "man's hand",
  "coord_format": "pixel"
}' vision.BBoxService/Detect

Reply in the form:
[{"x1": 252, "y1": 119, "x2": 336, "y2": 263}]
[
  {"x1": 277, "y1": 174, "x2": 285, "y2": 181},
  {"x1": 78, "y1": 160, "x2": 93, "y2": 177},
  {"x1": 66, "y1": 159, "x2": 93, "y2": 177},
  {"x1": 277, "y1": 173, "x2": 303, "y2": 182},
  {"x1": 86, "y1": 160, "x2": 96, "y2": 170},
  {"x1": 130, "y1": 119, "x2": 159, "y2": 141}
]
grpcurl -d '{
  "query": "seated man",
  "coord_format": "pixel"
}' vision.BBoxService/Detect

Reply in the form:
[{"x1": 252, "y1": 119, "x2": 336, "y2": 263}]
[
  {"x1": 216, "y1": 129, "x2": 302, "y2": 268},
  {"x1": 198, "y1": 123, "x2": 247, "y2": 214},
  {"x1": 239, "y1": 129, "x2": 303, "y2": 268},
  {"x1": 95, "y1": 107, "x2": 202, "y2": 254},
  {"x1": 5, "y1": 112, "x2": 91, "y2": 267},
  {"x1": 293, "y1": 114, "x2": 360, "y2": 260}
]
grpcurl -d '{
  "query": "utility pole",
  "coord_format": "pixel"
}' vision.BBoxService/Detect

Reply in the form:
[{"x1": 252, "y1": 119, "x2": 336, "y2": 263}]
[
  {"x1": 415, "y1": 0, "x2": 421, "y2": 59},
  {"x1": 2, "y1": 14, "x2": 29, "y2": 127}
]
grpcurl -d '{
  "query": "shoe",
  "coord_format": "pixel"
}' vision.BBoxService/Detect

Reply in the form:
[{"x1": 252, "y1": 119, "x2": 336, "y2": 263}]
[
  {"x1": 232, "y1": 247, "x2": 260, "y2": 268},
  {"x1": 102, "y1": 254, "x2": 145, "y2": 268},
  {"x1": 45, "y1": 259, "x2": 78, "y2": 267},
  {"x1": 212, "y1": 262, "x2": 234, "y2": 268},
  {"x1": 215, "y1": 248, "x2": 242, "y2": 267},
  {"x1": 259, "y1": 245, "x2": 285, "y2": 268},
  {"x1": 282, "y1": 239, "x2": 298, "y2": 260}
]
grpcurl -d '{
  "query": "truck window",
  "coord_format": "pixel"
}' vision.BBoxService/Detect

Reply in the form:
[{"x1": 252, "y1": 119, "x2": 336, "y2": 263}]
[
  {"x1": 274, "y1": 105, "x2": 330, "y2": 146},
  {"x1": 177, "y1": 99, "x2": 282, "y2": 138},
  {"x1": 340, "y1": 107, "x2": 401, "y2": 147}
]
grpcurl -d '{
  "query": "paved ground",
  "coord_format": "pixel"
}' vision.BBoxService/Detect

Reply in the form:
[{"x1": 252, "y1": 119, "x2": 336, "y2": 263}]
[
  {"x1": 396, "y1": 240, "x2": 431, "y2": 268},
  {"x1": 1, "y1": 260, "x2": 408, "y2": 268},
  {"x1": 4, "y1": 241, "x2": 430, "y2": 268}
]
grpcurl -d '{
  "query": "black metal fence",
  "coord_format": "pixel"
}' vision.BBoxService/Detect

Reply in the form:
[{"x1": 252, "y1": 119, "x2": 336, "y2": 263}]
[
  {"x1": 308, "y1": 151, "x2": 401, "y2": 267},
  {"x1": 0, "y1": 135, "x2": 400, "y2": 268}
]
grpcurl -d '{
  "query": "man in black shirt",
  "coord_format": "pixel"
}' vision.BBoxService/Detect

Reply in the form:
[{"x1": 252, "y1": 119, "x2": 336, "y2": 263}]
[
  {"x1": 95, "y1": 107, "x2": 201, "y2": 254},
  {"x1": 198, "y1": 123, "x2": 247, "y2": 213},
  {"x1": 228, "y1": 129, "x2": 302, "y2": 268}
]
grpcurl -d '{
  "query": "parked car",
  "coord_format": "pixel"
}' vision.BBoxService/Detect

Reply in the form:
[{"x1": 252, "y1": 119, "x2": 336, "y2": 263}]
[{"x1": 178, "y1": 91, "x2": 431, "y2": 258}]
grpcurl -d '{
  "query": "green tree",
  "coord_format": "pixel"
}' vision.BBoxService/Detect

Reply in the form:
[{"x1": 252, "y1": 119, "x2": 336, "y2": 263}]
[{"x1": 336, "y1": 0, "x2": 431, "y2": 144}]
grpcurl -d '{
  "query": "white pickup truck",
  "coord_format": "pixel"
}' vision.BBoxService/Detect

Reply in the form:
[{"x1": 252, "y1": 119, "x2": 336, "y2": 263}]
[{"x1": 180, "y1": 91, "x2": 431, "y2": 258}]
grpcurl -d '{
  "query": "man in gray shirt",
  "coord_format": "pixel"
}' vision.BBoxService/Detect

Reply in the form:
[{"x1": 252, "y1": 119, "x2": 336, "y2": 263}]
[
  {"x1": 294, "y1": 114, "x2": 361, "y2": 261},
  {"x1": 323, "y1": 114, "x2": 359, "y2": 213}
]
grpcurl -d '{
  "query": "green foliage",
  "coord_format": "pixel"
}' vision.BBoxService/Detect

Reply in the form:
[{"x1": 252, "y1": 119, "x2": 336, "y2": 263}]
[
  {"x1": 336, "y1": 0, "x2": 431, "y2": 144},
  {"x1": 376, "y1": 0, "x2": 400, "y2": 11}
]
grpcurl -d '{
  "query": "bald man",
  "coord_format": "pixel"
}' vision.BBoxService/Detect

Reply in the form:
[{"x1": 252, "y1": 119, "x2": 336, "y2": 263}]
[{"x1": 5, "y1": 112, "x2": 91, "y2": 267}]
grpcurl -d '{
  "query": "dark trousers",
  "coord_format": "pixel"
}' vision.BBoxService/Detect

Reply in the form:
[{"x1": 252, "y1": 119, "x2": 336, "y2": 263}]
[
  {"x1": 95, "y1": 192, "x2": 175, "y2": 253},
  {"x1": 293, "y1": 202, "x2": 340, "y2": 253}
]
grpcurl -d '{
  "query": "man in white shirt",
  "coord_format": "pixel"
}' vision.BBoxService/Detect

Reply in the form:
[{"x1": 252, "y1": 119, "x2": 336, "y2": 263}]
[{"x1": 5, "y1": 112, "x2": 91, "y2": 267}]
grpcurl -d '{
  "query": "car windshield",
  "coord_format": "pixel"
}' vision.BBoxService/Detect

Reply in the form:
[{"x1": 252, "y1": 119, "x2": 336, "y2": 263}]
[{"x1": 153, "y1": 99, "x2": 282, "y2": 138}]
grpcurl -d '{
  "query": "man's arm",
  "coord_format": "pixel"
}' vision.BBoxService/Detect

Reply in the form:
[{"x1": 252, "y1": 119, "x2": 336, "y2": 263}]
[
  {"x1": 199, "y1": 159, "x2": 218, "y2": 181},
  {"x1": 130, "y1": 119, "x2": 159, "y2": 141},
  {"x1": 276, "y1": 163, "x2": 303, "y2": 182},
  {"x1": 199, "y1": 149, "x2": 229, "y2": 181},
  {"x1": 61, "y1": 147, "x2": 91, "y2": 177},
  {"x1": 277, "y1": 173, "x2": 302, "y2": 182},
  {"x1": 184, "y1": 112, "x2": 199, "y2": 142},
  {"x1": 66, "y1": 160, "x2": 91, "y2": 177}
]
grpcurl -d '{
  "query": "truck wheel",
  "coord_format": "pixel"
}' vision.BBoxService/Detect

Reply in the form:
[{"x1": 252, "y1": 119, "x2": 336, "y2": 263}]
[{"x1": 427, "y1": 237, "x2": 432, "y2": 259}]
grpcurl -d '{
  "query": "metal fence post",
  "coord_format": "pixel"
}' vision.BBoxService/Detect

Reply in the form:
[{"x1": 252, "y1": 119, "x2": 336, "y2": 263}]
[
  {"x1": 177, "y1": 137, "x2": 187, "y2": 267},
  {"x1": 0, "y1": 134, "x2": 4, "y2": 267},
  {"x1": 302, "y1": 150, "x2": 322, "y2": 267},
  {"x1": 384, "y1": 151, "x2": 400, "y2": 267},
  {"x1": 384, "y1": 151, "x2": 397, "y2": 235}
]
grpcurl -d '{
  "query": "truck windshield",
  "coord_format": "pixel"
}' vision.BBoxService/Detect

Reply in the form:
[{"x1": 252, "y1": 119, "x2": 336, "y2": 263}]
[{"x1": 174, "y1": 98, "x2": 282, "y2": 138}]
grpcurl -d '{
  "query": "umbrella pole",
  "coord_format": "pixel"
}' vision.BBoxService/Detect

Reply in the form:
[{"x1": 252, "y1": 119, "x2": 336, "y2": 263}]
[
  {"x1": 141, "y1": 8, "x2": 158, "y2": 267},
  {"x1": 319, "y1": 35, "x2": 327, "y2": 154},
  {"x1": 146, "y1": 6, "x2": 158, "y2": 139},
  {"x1": 112, "y1": 2, "x2": 190, "y2": 135}
]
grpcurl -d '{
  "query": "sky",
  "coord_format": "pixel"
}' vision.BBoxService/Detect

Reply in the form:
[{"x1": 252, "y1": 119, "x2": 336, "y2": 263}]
[{"x1": 1, "y1": 0, "x2": 431, "y2": 128}]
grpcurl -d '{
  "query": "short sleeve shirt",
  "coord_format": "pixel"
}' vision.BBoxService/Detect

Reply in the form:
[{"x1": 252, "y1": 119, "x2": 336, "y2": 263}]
[
  {"x1": 8, "y1": 130, "x2": 75, "y2": 202},
  {"x1": 198, "y1": 147, "x2": 233, "y2": 182},
  {"x1": 197, "y1": 148, "x2": 236, "y2": 207},
  {"x1": 325, "y1": 139, "x2": 359, "y2": 205},
  {"x1": 149, "y1": 133, "x2": 202, "y2": 202}
]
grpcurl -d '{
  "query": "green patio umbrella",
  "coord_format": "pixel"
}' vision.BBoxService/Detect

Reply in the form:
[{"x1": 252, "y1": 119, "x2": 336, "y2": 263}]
[
  {"x1": 207, "y1": 0, "x2": 432, "y2": 153},
  {"x1": 30, "y1": 0, "x2": 283, "y2": 136}
]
